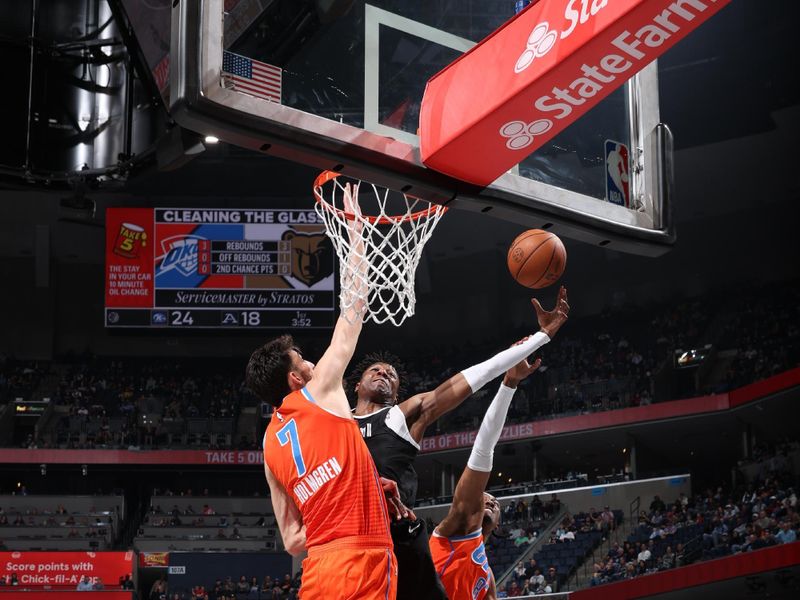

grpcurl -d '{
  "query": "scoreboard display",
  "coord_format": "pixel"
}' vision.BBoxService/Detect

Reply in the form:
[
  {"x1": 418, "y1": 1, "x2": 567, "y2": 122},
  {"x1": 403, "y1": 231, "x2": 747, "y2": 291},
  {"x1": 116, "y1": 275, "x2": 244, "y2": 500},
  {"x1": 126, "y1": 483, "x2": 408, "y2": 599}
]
[{"x1": 104, "y1": 208, "x2": 335, "y2": 329}]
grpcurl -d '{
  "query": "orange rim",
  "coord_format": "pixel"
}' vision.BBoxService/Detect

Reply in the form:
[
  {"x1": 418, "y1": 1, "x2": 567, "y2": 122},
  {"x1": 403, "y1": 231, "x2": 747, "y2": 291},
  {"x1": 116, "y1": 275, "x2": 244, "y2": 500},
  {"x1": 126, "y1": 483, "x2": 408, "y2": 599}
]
[{"x1": 312, "y1": 170, "x2": 447, "y2": 226}]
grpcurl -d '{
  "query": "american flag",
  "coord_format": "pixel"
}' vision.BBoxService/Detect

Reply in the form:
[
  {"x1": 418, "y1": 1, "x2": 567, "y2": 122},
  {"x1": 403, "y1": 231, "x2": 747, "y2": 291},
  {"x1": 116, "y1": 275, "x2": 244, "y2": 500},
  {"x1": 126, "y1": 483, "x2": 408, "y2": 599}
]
[{"x1": 222, "y1": 51, "x2": 282, "y2": 103}]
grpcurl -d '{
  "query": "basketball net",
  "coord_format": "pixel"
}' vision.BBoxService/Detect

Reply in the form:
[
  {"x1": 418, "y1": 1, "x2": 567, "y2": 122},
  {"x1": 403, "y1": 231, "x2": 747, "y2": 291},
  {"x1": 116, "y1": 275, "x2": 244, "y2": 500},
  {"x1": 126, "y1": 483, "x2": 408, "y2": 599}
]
[{"x1": 313, "y1": 171, "x2": 447, "y2": 326}]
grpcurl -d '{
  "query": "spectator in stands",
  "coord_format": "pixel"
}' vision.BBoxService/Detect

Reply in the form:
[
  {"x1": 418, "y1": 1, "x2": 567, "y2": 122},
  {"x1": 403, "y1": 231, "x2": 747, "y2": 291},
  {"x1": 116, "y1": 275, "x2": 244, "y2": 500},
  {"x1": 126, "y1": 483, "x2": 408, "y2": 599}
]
[
  {"x1": 513, "y1": 561, "x2": 526, "y2": 586},
  {"x1": 76, "y1": 576, "x2": 93, "y2": 591},
  {"x1": 236, "y1": 576, "x2": 249, "y2": 594},
  {"x1": 588, "y1": 507, "x2": 602, "y2": 531},
  {"x1": 530, "y1": 496, "x2": 543, "y2": 520},
  {"x1": 547, "y1": 493, "x2": 561, "y2": 517},
  {"x1": 775, "y1": 521, "x2": 797, "y2": 544},
  {"x1": 650, "y1": 495, "x2": 666, "y2": 513},
  {"x1": 121, "y1": 574, "x2": 134, "y2": 590},
  {"x1": 216, "y1": 528, "x2": 227, "y2": 539},
  {"x1": 601, "y1": 506, "x2": 615, "y2": 532},
  {"x1": 754, "y1": 510, "x2": 774, "y2": 531},
  {"x1": 150, "y1": 576, "x2": 167, "y2": 600},
  {"x1": 674, "y1": 542, "x2": 686, "y2": 567},
  {"x1": 524, "y1": 558, "x2": 538, "y2": 580},
  {"x1": 659, "y1": 546, "x2": 675, "y2": 570},
  {"x1": 260, "y1": 577, "x2": 272, "y2": 595},
  {"x1": 191, "y1": 583, "x2": 205, "y2": 599},
  {"x1": 280, "y1": 574, "x2": 292, "y2": 595},
  {"x1": 636, "y1": 543, "x2": 651, "y2": 563},
  {"x1": 544, "y1": 566, "x2": 558, "y2": 592},
  {"x1": 528, "y1": 568, "x2": 545, "y2": 592}
]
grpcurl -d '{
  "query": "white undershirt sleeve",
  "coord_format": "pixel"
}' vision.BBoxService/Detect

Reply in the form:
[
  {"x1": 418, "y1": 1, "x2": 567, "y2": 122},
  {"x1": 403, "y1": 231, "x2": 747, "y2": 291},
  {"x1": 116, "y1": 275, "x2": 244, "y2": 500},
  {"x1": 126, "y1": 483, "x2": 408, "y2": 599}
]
[
  {"x1": 467, "y1": 383, "x2": 516, "y2": 472},
  {"x1": 460, "y1": 331, "x2": 549, "y2": 393}
]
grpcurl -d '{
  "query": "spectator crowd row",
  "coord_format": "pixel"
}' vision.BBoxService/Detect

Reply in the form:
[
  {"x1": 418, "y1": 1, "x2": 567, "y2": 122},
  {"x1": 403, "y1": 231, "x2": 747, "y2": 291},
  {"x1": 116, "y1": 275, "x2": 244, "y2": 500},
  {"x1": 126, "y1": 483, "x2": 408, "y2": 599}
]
[{"x1": 4, "y1": 279, "x2": 798, "y2": 450}]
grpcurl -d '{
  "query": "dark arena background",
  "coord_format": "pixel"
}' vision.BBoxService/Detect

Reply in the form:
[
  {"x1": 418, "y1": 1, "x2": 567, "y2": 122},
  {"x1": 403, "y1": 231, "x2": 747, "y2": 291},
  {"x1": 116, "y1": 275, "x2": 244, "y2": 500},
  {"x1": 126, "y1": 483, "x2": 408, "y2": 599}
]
[{"x1": 0, "y1": 1, "x2": 798, "y2": 599}]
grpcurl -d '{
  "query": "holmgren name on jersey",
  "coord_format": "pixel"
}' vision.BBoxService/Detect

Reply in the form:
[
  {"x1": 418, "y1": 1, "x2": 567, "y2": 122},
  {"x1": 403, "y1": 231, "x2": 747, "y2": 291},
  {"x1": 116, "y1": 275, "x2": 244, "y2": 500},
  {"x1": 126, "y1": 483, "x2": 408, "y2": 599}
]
[{"x1": 293, "y1": 456, "x2": 343, "y2": 505}]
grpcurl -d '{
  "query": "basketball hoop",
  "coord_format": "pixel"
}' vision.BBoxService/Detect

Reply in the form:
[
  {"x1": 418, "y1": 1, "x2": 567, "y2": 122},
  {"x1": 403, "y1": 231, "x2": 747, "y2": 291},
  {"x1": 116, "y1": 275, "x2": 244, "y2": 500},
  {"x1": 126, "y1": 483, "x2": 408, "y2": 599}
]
[{"x1": 313, "y1": 171, "x2": 447, "y2": 326}]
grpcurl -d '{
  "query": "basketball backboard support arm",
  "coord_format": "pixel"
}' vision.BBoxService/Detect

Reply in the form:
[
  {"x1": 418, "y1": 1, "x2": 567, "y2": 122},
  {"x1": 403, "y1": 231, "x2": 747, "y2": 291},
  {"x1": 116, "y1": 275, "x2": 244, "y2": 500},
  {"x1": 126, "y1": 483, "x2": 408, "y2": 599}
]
[{"x1": 169, "y1": 0, "x2": 675, "y2": 256}]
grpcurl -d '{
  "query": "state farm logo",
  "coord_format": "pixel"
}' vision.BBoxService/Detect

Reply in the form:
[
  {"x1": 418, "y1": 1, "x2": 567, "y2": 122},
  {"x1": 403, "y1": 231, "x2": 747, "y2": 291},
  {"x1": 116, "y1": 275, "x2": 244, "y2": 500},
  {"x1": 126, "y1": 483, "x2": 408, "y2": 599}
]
[
  {"x1": 500, "y1": 119, "x2": 553, "y2": 150},
  {"x1": 514, "y1": 0, "x2": 609, "y2": 74},
  {"x1": 515, "y1": 22, "x2": 558, "y2": 73}
]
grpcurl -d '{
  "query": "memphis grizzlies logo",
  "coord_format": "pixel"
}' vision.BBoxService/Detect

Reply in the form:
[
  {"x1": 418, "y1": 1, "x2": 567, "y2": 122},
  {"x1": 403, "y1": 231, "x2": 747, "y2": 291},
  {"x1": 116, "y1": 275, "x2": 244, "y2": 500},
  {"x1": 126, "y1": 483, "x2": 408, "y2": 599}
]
[
  {"x1": 156, "y1": 235, "x2": 206, "y2": 277},
  {"x1": 282, "y1": 230, "x2": 333, "y2": 287}
]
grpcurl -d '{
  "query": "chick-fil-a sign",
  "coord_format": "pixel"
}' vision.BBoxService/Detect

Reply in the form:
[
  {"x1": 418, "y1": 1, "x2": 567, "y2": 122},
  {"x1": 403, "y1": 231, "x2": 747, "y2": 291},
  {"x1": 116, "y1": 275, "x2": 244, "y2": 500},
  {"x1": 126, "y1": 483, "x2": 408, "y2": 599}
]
[{"x1": 1, "y1": 551, "x2": 133, "y2": 587}]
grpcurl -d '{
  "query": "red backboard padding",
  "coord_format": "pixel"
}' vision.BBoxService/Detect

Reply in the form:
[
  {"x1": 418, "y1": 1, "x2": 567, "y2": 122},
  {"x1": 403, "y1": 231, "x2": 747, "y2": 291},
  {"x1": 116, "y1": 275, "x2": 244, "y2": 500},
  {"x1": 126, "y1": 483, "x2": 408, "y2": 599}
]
[{"x1": 419, "y1": 0, "x2": 731, "y2": 186}]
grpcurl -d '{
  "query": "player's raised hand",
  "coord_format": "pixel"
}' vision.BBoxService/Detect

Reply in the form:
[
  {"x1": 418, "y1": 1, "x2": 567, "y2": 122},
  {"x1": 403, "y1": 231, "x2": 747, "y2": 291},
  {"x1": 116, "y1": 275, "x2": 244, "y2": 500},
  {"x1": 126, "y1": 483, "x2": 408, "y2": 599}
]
[
  {"x1": 342, "y1": 182, "x2": 364, "y2": 241},
  {"x1": 503, "y1": 357, "x2": 541, "y2": 388},
  {"x1": 532, "y1": 285, "x2": 569, "y2": 338}
]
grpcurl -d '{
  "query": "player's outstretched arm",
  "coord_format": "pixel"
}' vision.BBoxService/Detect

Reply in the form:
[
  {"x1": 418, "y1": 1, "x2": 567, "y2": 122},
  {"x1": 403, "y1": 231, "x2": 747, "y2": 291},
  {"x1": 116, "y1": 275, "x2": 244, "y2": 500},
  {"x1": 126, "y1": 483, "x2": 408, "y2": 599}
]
[
  {"x1": 307, "y1": 184, "x2": 367, "y2": 417},
  {"x1": 435, "y1": 359, "x2": 539, "y2": 538},
  {"x1": 401, "y1": 287, "x2": 567, "y2": 441},
  {"x1": 264, "y1": 463, "x2": 307, "y2": 555}
]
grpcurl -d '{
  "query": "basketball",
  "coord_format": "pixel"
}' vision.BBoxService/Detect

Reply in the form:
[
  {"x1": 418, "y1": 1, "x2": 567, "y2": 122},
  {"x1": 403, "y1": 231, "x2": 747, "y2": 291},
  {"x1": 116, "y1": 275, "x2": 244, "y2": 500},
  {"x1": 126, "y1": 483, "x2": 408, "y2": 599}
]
[{"x1": 507, "y1": 229, "x2": 567, "y2": 289}]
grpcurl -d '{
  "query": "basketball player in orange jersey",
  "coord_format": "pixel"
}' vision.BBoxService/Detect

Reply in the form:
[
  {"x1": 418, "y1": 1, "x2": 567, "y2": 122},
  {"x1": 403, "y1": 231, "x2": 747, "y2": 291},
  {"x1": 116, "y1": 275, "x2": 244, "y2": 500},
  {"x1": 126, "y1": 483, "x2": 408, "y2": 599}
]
[
  {"x1": 429, "y1": 357, "x2": 543, "y2": 600},
  {"x1": 351, "y1": 286, "x2": 569, "y2": 600},
  {"x1": 246, "y1": 189, "x2": 401, "y2": 599}
]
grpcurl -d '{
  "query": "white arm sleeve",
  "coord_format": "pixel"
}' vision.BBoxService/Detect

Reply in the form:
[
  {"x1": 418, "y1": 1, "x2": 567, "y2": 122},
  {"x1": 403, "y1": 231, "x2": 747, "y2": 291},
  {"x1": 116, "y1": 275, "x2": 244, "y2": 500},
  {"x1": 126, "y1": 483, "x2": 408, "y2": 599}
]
[
  {"x1": 467, "y1": 383, "x2": 516, "y2": 472},
  {"x1": 460, "y1": 331, "x2": 549, "y2": 393}
]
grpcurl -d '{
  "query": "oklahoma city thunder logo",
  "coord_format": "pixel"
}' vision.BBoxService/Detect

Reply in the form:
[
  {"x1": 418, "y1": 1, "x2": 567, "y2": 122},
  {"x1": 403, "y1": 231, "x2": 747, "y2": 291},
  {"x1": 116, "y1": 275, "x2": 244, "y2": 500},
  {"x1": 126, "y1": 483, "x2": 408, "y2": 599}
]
[{"x1": 156, "y1": 235, "x2": 207, "y2": 277}]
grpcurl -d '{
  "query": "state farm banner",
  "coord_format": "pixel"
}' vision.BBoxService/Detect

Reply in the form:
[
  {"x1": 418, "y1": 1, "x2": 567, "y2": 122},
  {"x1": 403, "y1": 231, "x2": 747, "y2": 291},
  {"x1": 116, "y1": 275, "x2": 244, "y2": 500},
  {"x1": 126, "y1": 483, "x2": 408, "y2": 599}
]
[
  {"x1": 420, "y1": 0, "x2": 731, "y2": 185},
  {"x1": 0, "y1": 551, "x2": 133, "y2": 587}
]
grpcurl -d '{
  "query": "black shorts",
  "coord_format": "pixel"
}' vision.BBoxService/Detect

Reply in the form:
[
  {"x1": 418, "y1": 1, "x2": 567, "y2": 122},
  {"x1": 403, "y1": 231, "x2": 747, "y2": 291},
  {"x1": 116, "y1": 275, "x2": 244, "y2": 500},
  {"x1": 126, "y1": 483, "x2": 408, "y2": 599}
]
[{"x1": 390, "y1": 517, "x2": 447, "y2": 600}]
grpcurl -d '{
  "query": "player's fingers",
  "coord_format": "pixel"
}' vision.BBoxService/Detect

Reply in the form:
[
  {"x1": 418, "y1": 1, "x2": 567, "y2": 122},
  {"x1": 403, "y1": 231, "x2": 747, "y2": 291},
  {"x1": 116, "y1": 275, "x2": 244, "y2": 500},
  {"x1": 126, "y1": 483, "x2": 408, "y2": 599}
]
[{"x1": 531, "y1": 298, "x2": 545, "y2": 314}]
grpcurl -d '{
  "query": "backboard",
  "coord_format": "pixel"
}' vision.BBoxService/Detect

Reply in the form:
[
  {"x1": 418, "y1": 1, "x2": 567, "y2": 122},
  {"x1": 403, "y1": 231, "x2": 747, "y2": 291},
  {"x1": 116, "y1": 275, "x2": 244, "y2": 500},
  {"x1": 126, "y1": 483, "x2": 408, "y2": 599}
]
[{"x1": 169, "y1": 0, "x2": 674, "y2": 255}]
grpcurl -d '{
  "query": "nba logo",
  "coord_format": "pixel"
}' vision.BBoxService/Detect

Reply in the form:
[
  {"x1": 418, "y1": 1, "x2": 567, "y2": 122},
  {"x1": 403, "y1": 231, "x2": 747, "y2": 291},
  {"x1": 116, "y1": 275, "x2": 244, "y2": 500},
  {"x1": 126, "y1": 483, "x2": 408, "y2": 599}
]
[{"x1": 605, "y1": 140, "x2": 630, "y2": 208}]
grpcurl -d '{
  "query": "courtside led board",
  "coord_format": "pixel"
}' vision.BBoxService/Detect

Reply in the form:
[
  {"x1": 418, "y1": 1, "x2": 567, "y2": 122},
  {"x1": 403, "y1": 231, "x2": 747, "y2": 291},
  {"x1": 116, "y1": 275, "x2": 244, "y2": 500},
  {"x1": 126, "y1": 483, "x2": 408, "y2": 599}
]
[
  {"x1": 104, "y1": 208, "x2": 335, "y2": 329},
  {"x1": 420, "y1": 0, "x2": 731, "y2": 186}
]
